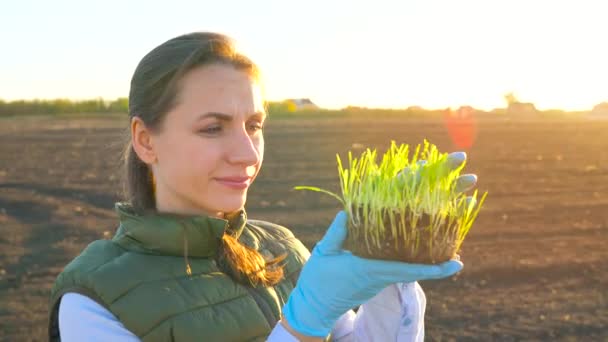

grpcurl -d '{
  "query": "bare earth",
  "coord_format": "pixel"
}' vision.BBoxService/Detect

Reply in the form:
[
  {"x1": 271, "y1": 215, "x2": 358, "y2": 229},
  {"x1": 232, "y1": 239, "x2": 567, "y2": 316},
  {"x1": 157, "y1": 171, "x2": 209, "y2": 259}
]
[{"x1": 0, "y1": 113, "x2": 606, "y2": 341}]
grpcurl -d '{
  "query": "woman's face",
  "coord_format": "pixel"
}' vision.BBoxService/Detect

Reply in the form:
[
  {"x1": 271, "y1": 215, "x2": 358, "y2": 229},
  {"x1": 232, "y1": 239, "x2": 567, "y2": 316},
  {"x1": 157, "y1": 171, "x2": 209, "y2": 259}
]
[{"x1": 142, "y1": 64, "x2": 265, "y2": 217}]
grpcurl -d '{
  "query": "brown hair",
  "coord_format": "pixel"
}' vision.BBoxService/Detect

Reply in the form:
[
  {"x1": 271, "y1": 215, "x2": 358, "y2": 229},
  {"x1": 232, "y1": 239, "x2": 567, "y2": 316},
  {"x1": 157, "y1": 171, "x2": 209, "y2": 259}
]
[{"x1": 124, "y1": 32, "x2": 284, "y2": 287}]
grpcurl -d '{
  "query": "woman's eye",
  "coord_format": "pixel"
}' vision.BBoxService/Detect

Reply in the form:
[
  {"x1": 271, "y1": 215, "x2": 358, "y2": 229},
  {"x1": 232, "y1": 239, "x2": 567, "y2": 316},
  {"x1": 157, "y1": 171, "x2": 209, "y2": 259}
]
[
  {"x1": 248, "y1": 122, "x2": 264, "y2": 133},
  {"x1": 200, "y1": 125, "x2": 222, "y2": 134}
]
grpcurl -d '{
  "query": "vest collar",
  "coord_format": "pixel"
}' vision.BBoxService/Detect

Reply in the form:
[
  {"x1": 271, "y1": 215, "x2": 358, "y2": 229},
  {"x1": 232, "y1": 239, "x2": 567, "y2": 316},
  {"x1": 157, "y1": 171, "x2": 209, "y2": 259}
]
[{"x1": 112, "y1": 202, "x2": 247, "y2": 258}]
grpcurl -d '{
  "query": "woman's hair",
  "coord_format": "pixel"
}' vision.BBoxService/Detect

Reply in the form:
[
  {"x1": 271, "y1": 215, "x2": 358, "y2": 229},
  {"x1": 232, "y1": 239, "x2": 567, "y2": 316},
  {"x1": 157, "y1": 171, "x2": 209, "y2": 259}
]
[{"x1": 124, "y1": 32, "x2": 284, "y2": 287}]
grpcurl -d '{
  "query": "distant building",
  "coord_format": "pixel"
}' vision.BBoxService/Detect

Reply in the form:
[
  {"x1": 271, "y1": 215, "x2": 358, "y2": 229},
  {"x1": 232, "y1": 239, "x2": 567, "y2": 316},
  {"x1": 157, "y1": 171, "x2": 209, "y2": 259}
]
[
  {"x1": 504, "y1": 92, "x2": 538, "y2": 115},
  {"x1": 590, "y1": 102, "x2": 608, "y2": 117},
  {"x1": 285, "y1": 98, "x2": 318, "y2": 112}
]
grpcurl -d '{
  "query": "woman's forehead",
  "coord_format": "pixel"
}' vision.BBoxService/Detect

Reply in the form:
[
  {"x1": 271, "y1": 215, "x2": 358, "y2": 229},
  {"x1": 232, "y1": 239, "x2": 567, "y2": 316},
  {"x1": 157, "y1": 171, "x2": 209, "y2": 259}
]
[{"x1": 176, "y1": 65, "x2": 265, "y2": 115}]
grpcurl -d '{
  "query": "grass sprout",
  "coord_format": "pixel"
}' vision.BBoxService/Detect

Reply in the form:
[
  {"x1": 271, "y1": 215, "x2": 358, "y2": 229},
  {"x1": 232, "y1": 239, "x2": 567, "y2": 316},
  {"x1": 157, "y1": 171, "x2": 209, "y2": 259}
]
[{"x1": 295, "y1": 140, "x2": 488, "y2": 263}]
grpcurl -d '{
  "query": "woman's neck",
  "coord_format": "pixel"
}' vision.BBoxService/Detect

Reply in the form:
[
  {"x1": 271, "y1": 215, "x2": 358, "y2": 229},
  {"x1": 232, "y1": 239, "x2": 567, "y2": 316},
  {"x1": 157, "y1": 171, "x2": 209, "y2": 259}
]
[{"x1": 155, "y1": 197, "x2": 223, "y2": 219}]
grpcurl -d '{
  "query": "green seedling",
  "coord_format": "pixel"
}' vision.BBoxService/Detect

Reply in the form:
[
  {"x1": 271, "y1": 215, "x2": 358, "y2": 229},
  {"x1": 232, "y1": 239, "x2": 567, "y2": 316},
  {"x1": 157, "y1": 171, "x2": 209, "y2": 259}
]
[{"x1": 296, "y1": 140, "x2": 488, "y2": 263}]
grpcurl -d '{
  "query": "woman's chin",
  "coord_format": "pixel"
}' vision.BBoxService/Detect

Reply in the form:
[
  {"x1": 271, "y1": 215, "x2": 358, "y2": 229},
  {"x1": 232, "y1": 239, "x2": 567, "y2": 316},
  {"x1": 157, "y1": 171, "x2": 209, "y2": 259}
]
[
  {"x1": 215, "y1": 200, "x2": 247, "y2": 214},
  {"x1": 192, "y1": 193, "x2": 247, "y2": 216}
]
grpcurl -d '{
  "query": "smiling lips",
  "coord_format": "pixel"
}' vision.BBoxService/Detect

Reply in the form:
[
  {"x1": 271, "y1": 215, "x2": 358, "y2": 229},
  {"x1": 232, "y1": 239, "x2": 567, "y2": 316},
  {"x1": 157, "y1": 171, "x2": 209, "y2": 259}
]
[{"x1": 215, "y1": 176, "x2": 252, "y2": 190}]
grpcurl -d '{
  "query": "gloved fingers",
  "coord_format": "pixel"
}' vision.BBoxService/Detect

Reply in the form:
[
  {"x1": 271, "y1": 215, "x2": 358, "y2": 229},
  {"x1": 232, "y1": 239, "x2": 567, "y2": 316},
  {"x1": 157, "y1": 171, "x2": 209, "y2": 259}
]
[
  {"x1": 436, "y1": 259, "x2": 464, "y2": 277},
  {"x1": 454, "y1": 173, "x2": 477, "y2": 193},
  {"x1": 447, "y1": 151, "x2": 467, "y2": 171},
  {"x1": 313, "y1": 211, "x2": 349, "y2": 256},
  {"x1": 360, "y1": 258, "x2": 463, "y2": 282},
  {"x1": 398, "y1": 152, "x2": 466, "y2": 183},
  {"x1": 397, "y1": 160, "x2": 426, "y2": 179}
]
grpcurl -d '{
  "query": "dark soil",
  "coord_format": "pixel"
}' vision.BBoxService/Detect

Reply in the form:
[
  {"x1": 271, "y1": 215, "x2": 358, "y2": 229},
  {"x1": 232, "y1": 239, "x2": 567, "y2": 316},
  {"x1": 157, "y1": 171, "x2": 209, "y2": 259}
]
[
  {"x1": 1, "y1": 113, "x2": 607, "y2": 341},
  {"x1": 345, "y1": 211, "x2": 459, "y2": 264}
]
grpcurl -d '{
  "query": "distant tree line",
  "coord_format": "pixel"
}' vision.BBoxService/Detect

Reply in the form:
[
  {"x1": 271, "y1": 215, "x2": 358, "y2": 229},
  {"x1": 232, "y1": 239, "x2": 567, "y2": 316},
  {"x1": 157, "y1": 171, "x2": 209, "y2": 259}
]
[
  {"x1": 0, "y1": 98, "x2": 129, "y2": 116},
  {"x1": 0, "y1": 98, "x2": 312, "y2": 116},
  {"x1": 0, "y1": 98, "x2": 304, "y2": 116},
  {"x1": 1, "y1": 97, "x2": 599, "y2": 117}
]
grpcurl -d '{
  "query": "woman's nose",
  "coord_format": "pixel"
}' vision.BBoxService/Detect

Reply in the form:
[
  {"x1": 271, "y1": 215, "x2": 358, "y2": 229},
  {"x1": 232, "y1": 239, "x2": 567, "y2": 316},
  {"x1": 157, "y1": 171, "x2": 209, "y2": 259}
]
[{"x1": 227, "y1": 126, "x2": 262, "y2": 166}]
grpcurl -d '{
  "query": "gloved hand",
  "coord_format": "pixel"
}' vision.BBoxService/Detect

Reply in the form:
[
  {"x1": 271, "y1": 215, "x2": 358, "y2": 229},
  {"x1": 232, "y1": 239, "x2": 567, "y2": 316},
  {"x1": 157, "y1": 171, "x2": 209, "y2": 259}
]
[
  {"x1": 403, "y1": 151, "x2": 477, "y2": 194},
  {"x1": 282, "y1": 212, "x2": 463, "y2": 337},
  {"x1": 282, "y1": 151, "x2": 478, "y2": 338},
  {"x1": 447, "y1": 151, "x2": 478, "y2": 208},
  {"x1": 403, "y1": 151, "x2": 478, "y2": 211}
]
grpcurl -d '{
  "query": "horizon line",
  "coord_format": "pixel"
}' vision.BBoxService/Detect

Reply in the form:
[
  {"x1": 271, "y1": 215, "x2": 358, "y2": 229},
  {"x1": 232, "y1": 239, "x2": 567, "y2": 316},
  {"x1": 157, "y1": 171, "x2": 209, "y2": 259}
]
[{"x1": 1, "y1": 96, "x2": 607, "y2": 112}]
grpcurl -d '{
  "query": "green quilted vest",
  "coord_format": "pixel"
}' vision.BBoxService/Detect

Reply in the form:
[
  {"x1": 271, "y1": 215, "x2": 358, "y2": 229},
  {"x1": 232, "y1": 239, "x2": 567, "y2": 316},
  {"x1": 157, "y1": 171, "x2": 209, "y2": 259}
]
[{"x1": 48, "y1": 203, "x2": 310, "y2": 341}]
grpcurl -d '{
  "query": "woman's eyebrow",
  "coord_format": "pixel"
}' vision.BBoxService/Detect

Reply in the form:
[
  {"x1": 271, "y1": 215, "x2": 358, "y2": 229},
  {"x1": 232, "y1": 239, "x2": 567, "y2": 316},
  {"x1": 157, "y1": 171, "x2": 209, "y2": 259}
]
[
  {"x1": 197, "y1": 112, "x2": 233, "y2": 121},
  {"x1": 251, "y1": 111, "x2": 267, "y2": 120},
  {"x1": 196, "y1": 111, "x2": 266, "y2": 122}
]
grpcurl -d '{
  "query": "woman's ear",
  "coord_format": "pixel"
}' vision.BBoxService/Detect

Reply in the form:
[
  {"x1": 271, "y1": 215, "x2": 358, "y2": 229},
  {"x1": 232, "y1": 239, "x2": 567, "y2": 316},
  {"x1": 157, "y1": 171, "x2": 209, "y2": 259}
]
[{"x1": 131, "y1": 117, "x2": 157, "y2": 165}]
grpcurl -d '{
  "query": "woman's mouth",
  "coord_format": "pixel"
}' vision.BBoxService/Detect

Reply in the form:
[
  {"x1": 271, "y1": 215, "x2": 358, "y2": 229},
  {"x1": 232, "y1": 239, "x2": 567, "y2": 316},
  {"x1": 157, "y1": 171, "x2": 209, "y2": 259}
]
[{"x1": 214, "y1": 176, "x2": 251, "y2": 190}]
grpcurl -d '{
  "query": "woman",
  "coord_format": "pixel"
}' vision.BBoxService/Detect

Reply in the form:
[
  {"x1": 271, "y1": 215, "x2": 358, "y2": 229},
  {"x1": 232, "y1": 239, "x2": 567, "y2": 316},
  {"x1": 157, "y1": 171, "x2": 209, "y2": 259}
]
[{"x1": 48, "y1": 32, "x2": 477, "y2": 341}]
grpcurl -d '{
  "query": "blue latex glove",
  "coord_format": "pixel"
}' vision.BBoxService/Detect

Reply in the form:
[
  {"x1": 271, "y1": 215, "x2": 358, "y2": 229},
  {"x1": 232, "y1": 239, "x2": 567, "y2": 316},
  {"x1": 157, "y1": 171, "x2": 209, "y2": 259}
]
[
  {"x1": 448, "y1": 151, "x2": 477, "y2": 193},
  {"x1": 405, "y1": 152, "x2": 478, "y2": 209},
  {"x1": 402, "y1": 151, "x2": 477, "y2": 194},
  {"x1": 282, "y1": 151, "x2": 477, "y2": 337},
  {"x1": 282, "y1": 212, "x2": 463, "y2": 337},
  {"x1": 447, "y1": 151, "x2": 478, "y2": 210}
]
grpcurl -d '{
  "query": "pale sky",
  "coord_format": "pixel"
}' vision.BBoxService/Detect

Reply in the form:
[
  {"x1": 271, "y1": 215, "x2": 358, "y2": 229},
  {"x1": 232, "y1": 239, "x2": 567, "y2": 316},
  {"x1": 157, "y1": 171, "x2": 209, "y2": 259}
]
[{"x1": 1, "y1": 0, "x2": 606, "y2": 110}]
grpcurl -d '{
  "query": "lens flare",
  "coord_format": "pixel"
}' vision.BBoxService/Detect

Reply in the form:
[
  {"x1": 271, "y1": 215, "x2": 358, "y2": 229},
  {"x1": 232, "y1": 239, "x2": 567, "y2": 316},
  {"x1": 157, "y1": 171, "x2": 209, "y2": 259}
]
[{"x1": 444, "y1": 106, "x2": 477, "y2": 149}]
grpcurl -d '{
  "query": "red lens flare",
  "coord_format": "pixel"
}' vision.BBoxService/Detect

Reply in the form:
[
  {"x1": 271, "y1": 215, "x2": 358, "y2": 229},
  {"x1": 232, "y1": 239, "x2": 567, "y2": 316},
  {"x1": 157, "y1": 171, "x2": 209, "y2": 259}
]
[{"x1": 443, "y1": 106, "x2": 477, "y2": 150}]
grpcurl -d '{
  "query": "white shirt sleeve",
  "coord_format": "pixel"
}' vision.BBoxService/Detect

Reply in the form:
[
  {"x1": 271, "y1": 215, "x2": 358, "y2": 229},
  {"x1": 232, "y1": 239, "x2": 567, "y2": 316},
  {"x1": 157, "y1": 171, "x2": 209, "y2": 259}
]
[
  {"x1": 268, "y1": 282, "x2": 426, "y2": 342},
  {"x1": 350, "y1": 282, "x2": 426, "y2": 342},
  {"x1": 266, "y1": 309, "x2": 356, "y2": 341},
  {"x1": 59, "y1": 292, "x2": 141, "y2": 342}
]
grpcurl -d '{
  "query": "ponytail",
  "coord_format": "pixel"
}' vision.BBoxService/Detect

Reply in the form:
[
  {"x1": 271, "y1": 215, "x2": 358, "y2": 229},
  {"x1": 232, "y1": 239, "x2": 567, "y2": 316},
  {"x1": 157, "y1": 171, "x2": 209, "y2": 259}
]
[
  {"x1": 218, "y1": 234, "x2": 286, "y2": 287},
  {"x1": 124, "y1": 143, "x2": 156, "y2": 212}
]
